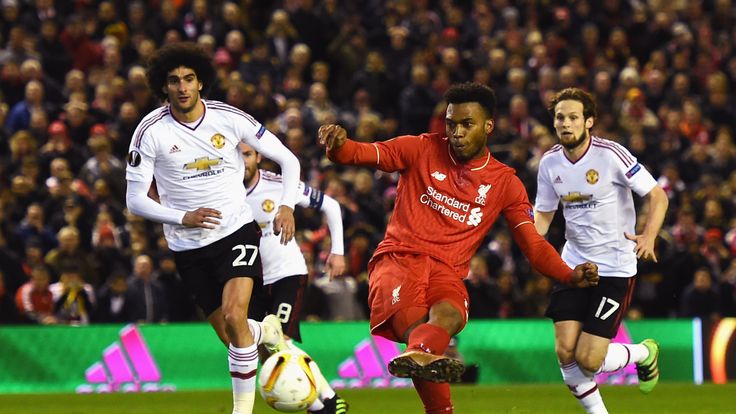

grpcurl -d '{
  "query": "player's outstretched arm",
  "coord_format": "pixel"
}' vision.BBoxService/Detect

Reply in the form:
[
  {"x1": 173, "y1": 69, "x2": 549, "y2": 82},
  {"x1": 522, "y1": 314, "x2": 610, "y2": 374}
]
[{"x1": 511, "y1": 222, "x2": 598, "y2": 287}]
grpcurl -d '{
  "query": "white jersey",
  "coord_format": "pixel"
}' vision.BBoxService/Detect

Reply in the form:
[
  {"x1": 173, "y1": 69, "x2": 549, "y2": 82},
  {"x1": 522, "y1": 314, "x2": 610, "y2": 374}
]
[
  {"x1": 535, "y1": 136, "x2": 657, "y2": 277},
  {"x1": 126, "y1": 100, "x2": 297, "y2": 251},
  {"x1": 246, "y1": 170, "x2": 341, "y2": 285}
]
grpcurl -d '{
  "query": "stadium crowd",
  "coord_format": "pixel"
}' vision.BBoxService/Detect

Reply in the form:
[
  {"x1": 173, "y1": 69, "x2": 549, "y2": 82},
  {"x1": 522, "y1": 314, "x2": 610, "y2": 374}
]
[{"x1": 0, "y1": 0, "x2": 734, "y2": 326}]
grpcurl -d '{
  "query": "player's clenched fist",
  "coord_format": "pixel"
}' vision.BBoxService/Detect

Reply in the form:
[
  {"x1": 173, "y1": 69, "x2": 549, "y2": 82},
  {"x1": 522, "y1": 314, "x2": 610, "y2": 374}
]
[
  {"x1": 569, "y1": 262, "x2": 599, "y2": 288},
  {"x1": 318, "y1": 124, "x2": 347, "y2": 150}
]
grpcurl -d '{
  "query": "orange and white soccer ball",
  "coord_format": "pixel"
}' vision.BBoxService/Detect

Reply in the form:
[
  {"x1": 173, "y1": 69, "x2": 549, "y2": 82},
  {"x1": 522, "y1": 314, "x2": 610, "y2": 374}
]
[{"x1": 258, "y1": 350, "x2": 319, "y2": 412}]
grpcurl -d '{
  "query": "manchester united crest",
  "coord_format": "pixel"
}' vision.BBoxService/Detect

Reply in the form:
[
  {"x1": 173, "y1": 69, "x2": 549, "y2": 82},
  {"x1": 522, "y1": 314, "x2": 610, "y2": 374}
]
[
  {"x1": 211, "y1": 133, "x2": 226, "y2": 149},
  {"x1": 586, "y1": 169, "x2": 599, "y2": 184},
  {"x1": 262, "y1": 199, "x2": 275, "y2": 213}
]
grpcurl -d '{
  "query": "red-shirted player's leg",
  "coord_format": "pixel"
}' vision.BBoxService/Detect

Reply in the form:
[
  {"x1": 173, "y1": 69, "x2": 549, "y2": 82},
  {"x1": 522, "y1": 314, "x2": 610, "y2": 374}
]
[
  {"x1": 386, "y1": 306, "x2": 456, "y2": 414},
  {"x1": 387, "y1": 259, "x2": 468, "y2": 386},
  {"x1": 388, "y1": 306, "x2": 428, "y2": 342},
  {"x1": 413, "y1": 378, "x2": 453, "y2": 414},
  {"x1": 409, "y1": 305, "x2": 458, "y2": 414},
  {"x1": 407, "y1": 302, "x2": 458, "y2": 353},
  {"x1": 388, "y1": 302, "x2": 465, "y2": 384}
]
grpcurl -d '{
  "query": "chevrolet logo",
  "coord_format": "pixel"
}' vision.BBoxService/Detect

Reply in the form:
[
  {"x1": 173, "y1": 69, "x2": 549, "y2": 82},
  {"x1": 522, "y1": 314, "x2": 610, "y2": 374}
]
[
  {"x1": 184, "y1": 157, "x2": 223, "y2": 171},
  {"x1": 561, "y1": 192, "x2": 593, "y2": 203}
]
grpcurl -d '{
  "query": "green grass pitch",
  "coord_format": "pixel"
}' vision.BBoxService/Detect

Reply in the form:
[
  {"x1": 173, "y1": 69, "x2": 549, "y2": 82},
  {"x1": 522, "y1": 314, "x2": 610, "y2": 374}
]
[{"x1": 0, "y1": 383, "x2": 733, "y2": 413}]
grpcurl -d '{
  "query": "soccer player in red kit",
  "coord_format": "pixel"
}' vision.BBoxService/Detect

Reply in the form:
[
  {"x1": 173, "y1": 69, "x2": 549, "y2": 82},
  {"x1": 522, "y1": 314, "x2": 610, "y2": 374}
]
[{"x1": 318, "y1": 83, "x2": 599, "y2": 414}]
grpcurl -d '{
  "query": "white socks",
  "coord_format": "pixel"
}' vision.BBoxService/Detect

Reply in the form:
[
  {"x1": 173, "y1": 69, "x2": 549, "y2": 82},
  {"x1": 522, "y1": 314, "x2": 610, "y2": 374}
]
[
  {"x1": 561, "y1": 361, "x2": 608, "y2": 414},
  {"x1": 596, "y1": 343, "x2": 649, "y2": 373},
  {"x1": 229, "y1": 343, "x2": 258, "y2": 414},
  {"x1": 246, "y1": 319, "x2": 263, "y2": 345},
  {"x1": 560, "y1": 343, "x2": 650, "y2": 413}
]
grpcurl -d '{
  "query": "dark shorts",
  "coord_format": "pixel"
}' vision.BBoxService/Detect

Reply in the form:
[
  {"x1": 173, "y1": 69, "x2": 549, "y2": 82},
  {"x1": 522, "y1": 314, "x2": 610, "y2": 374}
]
[
  {"x1": 249, "y1": 275, "x2": 308, "y2": 342},
  {"x1": 173, "y1": 221, "x2": 263, "y2": 317},
  {"x1": 545, "y1": 276, "x2": 636, "y2": 339}
]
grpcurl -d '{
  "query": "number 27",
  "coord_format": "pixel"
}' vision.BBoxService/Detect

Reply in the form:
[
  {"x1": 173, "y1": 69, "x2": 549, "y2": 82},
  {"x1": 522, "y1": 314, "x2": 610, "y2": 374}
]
[{"x1": 232, "y1": 244, "x2": 259, "y2": 267}]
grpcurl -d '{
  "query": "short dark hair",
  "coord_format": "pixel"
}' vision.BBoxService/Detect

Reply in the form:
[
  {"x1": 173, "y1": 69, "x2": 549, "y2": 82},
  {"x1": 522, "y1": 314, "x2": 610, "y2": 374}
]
[
  {"x1": 548, "y1": 87, "x2": 597, "y2": 120},
  {"x1": 444, "y1": 82, "x2": 497, "y2": 118},
  {"x1": 146, "y1": 42, "x2": 215, "y2": 102}
]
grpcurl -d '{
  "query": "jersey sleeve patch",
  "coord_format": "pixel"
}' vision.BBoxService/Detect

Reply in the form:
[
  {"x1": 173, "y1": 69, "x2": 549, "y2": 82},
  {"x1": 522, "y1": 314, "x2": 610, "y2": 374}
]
[
  {"x1": 127, "y1": 150, "x2": 142, "y2": 167},
  {"x1": 625, "y1": 163, "x2": 641, "y2": 179},
  {"x1": 308, "y1": 187, "x2": 324, "y2": 208},
  {"x1": 255, "y1": 124, "x2": 266, "y2": 139}
]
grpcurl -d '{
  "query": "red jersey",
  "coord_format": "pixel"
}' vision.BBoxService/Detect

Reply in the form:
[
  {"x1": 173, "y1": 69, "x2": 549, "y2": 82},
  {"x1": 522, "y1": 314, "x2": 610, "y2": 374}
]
[
  {"x1": 329, "y1": 133, "x2": 537, "y2": 275},
  {"x1": 15, "y1": 282, "x2": 54, "y2": 316}
]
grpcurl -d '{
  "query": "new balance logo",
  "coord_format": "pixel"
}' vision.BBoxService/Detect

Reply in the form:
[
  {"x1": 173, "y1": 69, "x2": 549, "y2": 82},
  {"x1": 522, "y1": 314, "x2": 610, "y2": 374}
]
[
  {"x1": 76, "y1": 324, "x2": 175, "y2": 393},
  {"x1": 331, "y1": 335, "x2": 412, "y2": 389},
  {"x1": 554, "y1": 176, "x2": 563, "y2": 184},
  {"x1": 169, "y1": 145, "x2": 181, "y2": 154},
  {"x1": 467, "y1": 207, "x2": 483, "y2": 226},
  {"x1": 431, "y1": 171, "x2": 446, "y2": 181}
]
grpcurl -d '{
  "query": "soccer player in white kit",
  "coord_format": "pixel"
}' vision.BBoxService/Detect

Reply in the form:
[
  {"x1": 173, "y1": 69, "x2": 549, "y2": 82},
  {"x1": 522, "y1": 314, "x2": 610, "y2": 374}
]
[
  {"x1": 125, "y1": 42, "x2": 299, "y2": 414},
  {"x1": 241, "y1": 143, "x2": 348, "y2": 414},
  {"x1": 534, "y1": 88, "x2": 669, "y2": 414}
]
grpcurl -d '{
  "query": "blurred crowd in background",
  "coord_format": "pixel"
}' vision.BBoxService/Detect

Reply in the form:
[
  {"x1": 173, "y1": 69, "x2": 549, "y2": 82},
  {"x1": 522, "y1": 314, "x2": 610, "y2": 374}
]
[{"x1": 0, "y1": 0, "x2": 734, "y2": 327}]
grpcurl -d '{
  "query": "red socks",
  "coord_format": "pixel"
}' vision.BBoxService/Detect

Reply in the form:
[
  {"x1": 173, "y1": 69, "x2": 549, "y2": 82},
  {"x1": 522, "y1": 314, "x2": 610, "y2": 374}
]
[
  {"x1": 397, "y1": 321, "x2": 454, "y2": 413},
  {"x1": 407, "y1": 323, "x2": 451, "y2": 355},
  {"x1": 413, "y1": 378, "x2": 453, "y2": 413}
]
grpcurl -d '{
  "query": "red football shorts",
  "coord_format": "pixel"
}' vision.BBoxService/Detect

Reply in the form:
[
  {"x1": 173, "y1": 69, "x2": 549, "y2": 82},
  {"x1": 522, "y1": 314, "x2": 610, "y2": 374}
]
[{"x1": 367, "y1": 252, "x2": 469, "y2": 342}]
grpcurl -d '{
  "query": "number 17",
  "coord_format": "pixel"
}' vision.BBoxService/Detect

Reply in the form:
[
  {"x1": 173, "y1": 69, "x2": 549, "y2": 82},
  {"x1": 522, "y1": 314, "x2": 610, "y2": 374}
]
[{"x1": 594, "y1": 296, "x2": 620, "y2": 320}]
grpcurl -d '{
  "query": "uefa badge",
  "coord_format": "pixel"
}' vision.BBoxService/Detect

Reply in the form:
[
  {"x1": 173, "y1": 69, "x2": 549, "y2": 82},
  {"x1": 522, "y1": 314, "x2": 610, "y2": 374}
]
[
  {"x1": 586, "y1": 169, "x2": 599, "y2": 185},
  {"x1": 211, "y1": 133, "x2": 226, "y2": 149}
]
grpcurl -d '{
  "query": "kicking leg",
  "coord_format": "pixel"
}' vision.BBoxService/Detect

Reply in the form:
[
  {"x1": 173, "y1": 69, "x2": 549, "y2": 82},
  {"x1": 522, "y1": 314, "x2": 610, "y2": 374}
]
[
  {"x1": 386, "y1": 302, "x2": 462, "y2": 414},
  {"x1": 412, "y1": 378, "x2": 452, "y2": 414}
]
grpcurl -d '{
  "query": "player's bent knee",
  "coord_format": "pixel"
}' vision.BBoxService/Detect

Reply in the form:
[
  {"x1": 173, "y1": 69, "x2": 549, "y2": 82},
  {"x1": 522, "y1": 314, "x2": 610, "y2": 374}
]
[
  {"x1": 555, "y1": 344, "x2": 576, "y2": 364},
  {"x1": 575, "y1": 352, "x2": 603, "y2": 373},
  {"x1": 390, "y1": 307, "x2": 429, "y2": 343},
  {"x1": 221, "y1": 306, "x2": 247, "y2": 329},
  {"x1": 429, "y1": 301, "x2": 464, "y2": 334}
]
